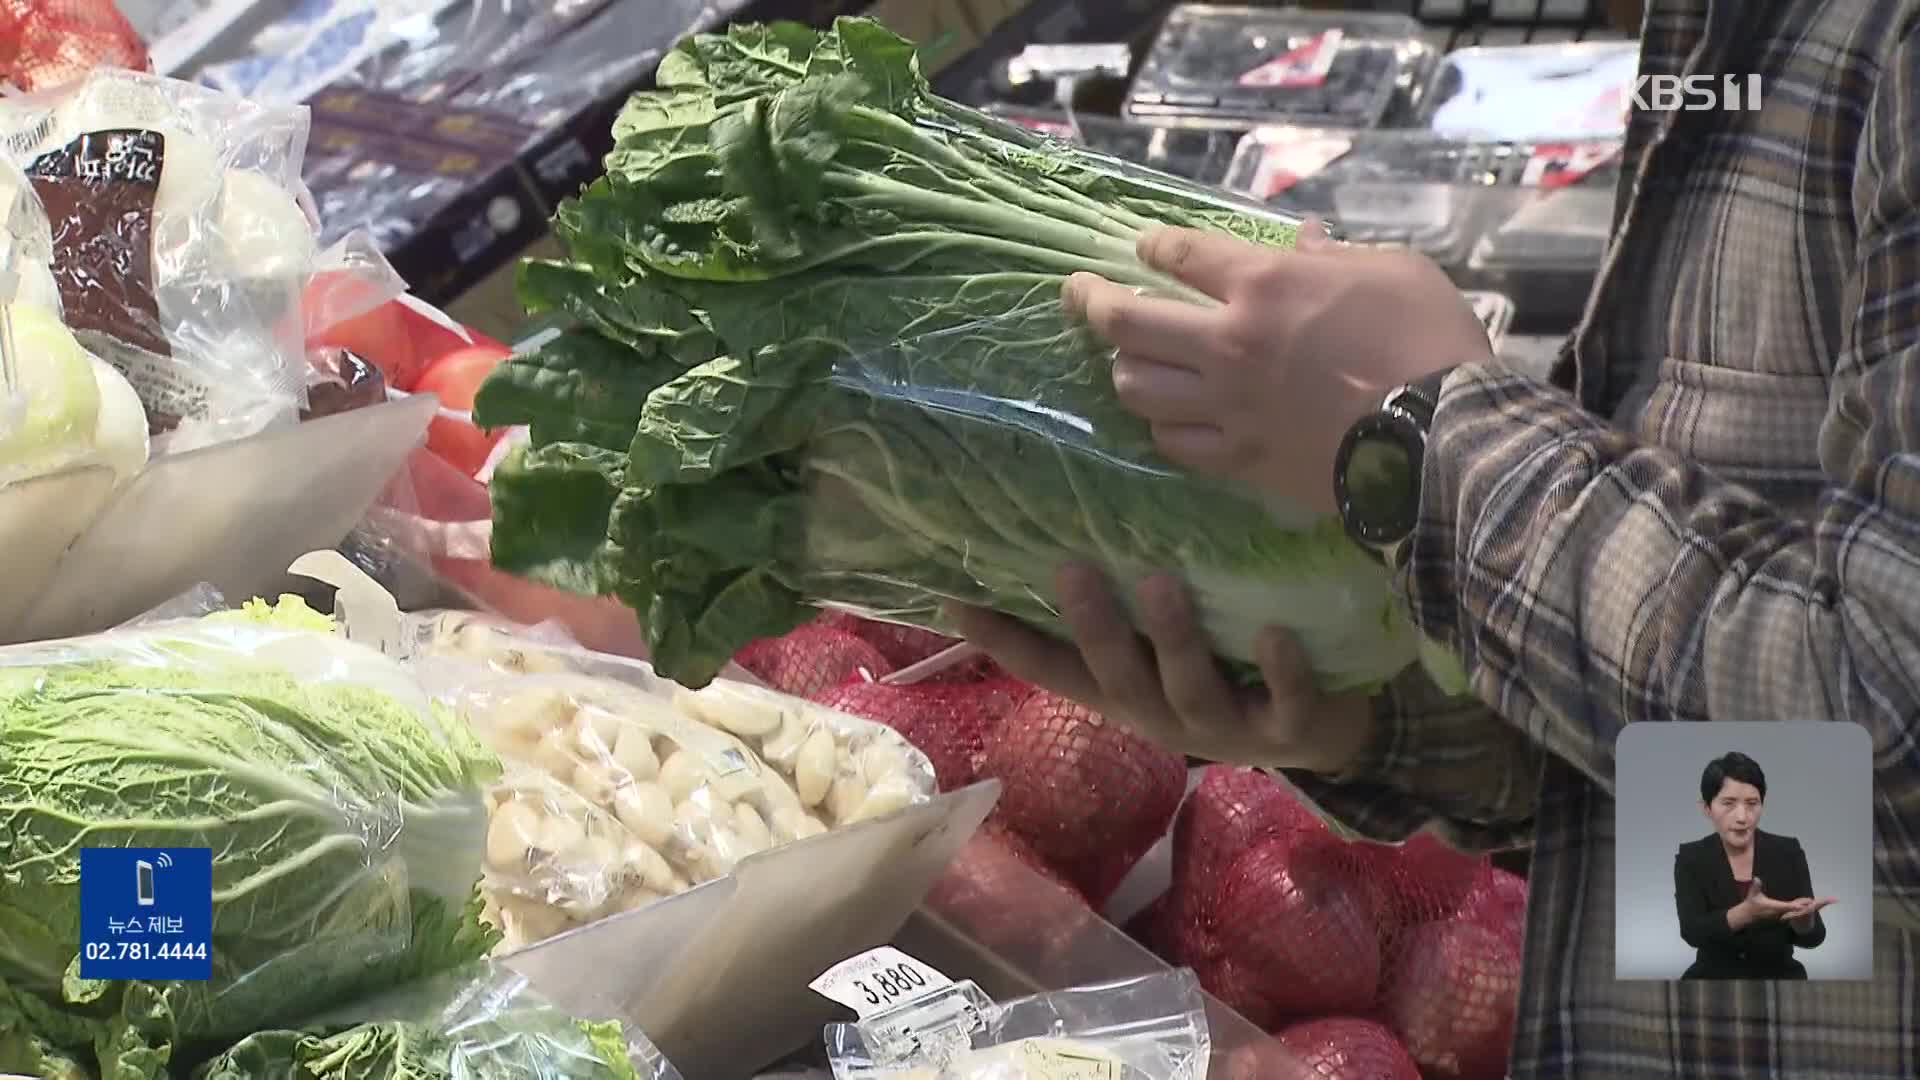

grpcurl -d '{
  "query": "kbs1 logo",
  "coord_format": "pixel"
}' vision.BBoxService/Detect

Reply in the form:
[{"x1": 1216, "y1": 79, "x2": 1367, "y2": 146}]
[{"x1": 1630, "y1": 74, "x2": 1764, "y2": 112}]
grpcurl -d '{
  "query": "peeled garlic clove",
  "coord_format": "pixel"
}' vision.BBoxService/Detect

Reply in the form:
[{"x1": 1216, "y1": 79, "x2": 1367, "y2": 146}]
[
  {"x1": 677, "y1": 685, "x2": 782, "y2": 738},
  {"x1": 572, "y1": 761, "x2": 623, "y2": 807},
  {"x1": 620, "y1": 886, "x2": 665, "y2": 913},
  {"x1": 659, "y1": 748, "x2": 714, "y2": 804},
  {"x1": 758, "y1": 768, "x2": 804, "y2": 816},
  {"x1": 487, "y1": 800, "x2": 543, "y2": 870},
  {"x1": 611, "y1": 723, "x2": 660, "y2": 782},
  {"x1": 846, "y1": 782, "x2": 915, "y2": 825},
  {"x1": 859, "y1": 743, "x2": 912, "y2": 787},
  {"x1": 535, "y1": 811, "x2": 586, "y2": 856},
  {"x1": 572, "y1": 706, "x2": 623, "y2": 755},
  {"x1": 531, "y1": 728, "x2": 578, "y2": 778},
  {"x1": 733, "y1": 803, "x2": 772, "y2": 854},
  {"x1": 495, "y1": 688, "x2": 573, "y2": 743},
  {"x1": 770, "y1": 807, "x2": 809, "y2": 844},
  {"x1": 612, "y1": 782, "x2": 674, "y2": 848},
  {"x1": 795, "y1": 814, "x2": 829, "y2": 840},
  {"x1": 624, "y1": 840, "x2": 676, "y2": 893},
  {"x1": 761, "y1": 709, "x2": 811, "y2": 767},
  {"x1": 827, "y1": 771, "x2": 871, "y2": 824},
  {"x1": 796, "y1": 727, "x2": 837, "y2": 807}
]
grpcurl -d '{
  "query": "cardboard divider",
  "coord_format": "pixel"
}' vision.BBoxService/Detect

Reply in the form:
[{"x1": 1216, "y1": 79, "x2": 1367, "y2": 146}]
[{"x1": 3, "y1": 396, "x2": 433, "y2": 642}]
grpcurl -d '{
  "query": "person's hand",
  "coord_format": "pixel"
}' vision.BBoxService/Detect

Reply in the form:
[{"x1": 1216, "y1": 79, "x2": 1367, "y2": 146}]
[
  {"x1": 1786, "y1": 896, "x2": 1837, "y2": 931},
  {"x1": 1067, "y1": 221, "x2": 1494, "y2": 515},
  {"x1": 1736, "y1": 878, "x2": 1806, "y2": 923},
  {"x1": 944, "y1": 565, "x2": 1375, "y2": 774}
]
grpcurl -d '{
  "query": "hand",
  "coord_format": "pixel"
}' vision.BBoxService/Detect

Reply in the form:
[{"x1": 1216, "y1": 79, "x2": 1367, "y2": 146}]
[
  {"x1": 1786, "y1": 896, "x2": 1837, "y2": 930},
  {"x1": 945, "y1": 564, "x2": 1376, "y2": 774},
  {"x1": 1736, "y1": 877, "x2": 1804, "y2": 923},
  {"x1": 1066, "y1": 221, "x2": 1493, "y2": 515}
]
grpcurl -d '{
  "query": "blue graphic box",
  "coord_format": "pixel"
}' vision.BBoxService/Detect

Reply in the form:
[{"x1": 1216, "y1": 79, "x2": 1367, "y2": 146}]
[{"x1": 78, "y1": 847, "x2": 213, "y2": 981}]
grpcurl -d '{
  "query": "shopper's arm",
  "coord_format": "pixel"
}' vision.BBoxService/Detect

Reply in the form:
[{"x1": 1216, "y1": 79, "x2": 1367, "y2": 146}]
[{"x1": 1384, "y1": 29, "x2": 1920, "y2": 930}]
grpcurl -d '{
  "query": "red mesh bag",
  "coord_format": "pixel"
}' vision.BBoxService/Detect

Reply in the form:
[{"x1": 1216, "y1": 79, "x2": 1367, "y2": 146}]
[
  {"x1": 1165, "y1": 767, "x2": 1328, "y2": 969},
  {"x1": 1380, "y1": 920, "x2": 1522, "y2": 1080},
  {"x1": 732, "y1": 625, "x2": 894, "y2": 698},
  {"x1": 922, "y1": 824, "x2": 1094, "y2": 977},
  {"x1": 1275, "y1": 1017, "x2": 1422, "y2": 1080},
  {"x1": 1211, "y1": 834, "x2": 1383, "y2": 1018},
  {"x1": 811, "y1": 677, "x2": 1026, "y2": 791},
  {"x1": 975, "y1": 690, "x2": 1187, "y2": 904},
  {"x1": 1455, "y1": 866, "x2": 1529, "y2": 947},
  {"x1": 813, "y1": 609, "x2": 998, "y2": 681},
  {"x1": 1215, "y1": 1036, "x2": 1319, "y2": 1080},
  {"x1": 1372, "y1": 831, "x2": 1493, "y2": 931},
  {"x1": 1195, "y1": 953, "x2": 1282, "y2": 1031},
  {"x1": 1, "y1": 0, "x2": 150, "y2": 91}
]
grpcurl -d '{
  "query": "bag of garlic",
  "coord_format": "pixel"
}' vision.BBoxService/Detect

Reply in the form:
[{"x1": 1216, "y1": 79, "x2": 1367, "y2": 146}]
[
  {"x1": 0, "y1": 68, "x2": 317, "y2": 452},
  {"x1": 821, "y1": 968, "x2": 1210, "y2": 1080},
  {"x1": 409, "y1": 612, "x2": 938, "y2": 951}
]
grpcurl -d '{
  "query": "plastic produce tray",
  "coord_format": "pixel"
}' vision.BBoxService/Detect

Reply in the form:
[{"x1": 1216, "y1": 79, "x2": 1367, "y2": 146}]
[
  {"x1": 1419, "y1": 39, "x2": 1641, "y2": 140},
  {"x1": 1126, "y1": 6, "x2": 1440, "y2": 129}
]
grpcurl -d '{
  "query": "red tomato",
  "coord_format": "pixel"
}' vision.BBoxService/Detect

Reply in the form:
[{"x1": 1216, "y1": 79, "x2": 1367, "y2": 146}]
[
  {"x1": 414, "y1": 344, "x2": 512, "y2": 410},
  {"x1": 398, "y1": 305, "x2": 512, "y2": 381},
  {"x1": 309, "y1": 302, "x2": 419, "y2": 387},
  {"x1": 414, "y1": 345, "x2": 512, "y2": 476}
]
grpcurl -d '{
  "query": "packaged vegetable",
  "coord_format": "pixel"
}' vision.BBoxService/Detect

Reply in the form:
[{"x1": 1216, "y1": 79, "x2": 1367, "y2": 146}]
[
  {"x1": 0, "y1": 597, "x2": 502, "y2": 1075},
  {"x1": 410, "y1": 611, "x2": 937, "y2": 950},
  {"x1": 0, "y1": 68, "x2": 317, "y2": 453},
  {"x1": 823, "y1": 968, "x2": 1209, "y2": 1079},
  {"x1": 194, "y1": 961, "x2": 682, "y2": 1080},
  {"x1": 475, "y1": 17, "x2": 1447, "y2": 698}
]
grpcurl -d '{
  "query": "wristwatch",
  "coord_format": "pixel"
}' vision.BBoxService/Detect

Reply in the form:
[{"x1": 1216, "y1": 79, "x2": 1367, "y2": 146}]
[{"x1": 1332, "y1": 368, "x2": 1453, "y2": 565}]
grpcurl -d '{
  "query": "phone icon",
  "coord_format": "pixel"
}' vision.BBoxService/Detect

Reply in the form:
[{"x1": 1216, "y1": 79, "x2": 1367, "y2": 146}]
[{"x1": 136, "y1": 861, "x2": 155, "y2": 907}]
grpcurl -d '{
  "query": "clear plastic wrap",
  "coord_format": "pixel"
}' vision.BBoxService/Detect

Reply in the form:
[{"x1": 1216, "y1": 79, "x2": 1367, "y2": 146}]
[
  {"x1": 478, "y1": 19, "x2": 1422, "y2": 698},
  {"x1": 195, "y1": 961, "x2": 683, "y2": 1080},
  {"x1": 0, "y1": 602, "x2": 500, "y2": 1055},
  {"x1": 981, "y1": 106, "x2": 1241, "y2": 186},
  {"x1": 824, "y1": 970, "x2": 1210, "y2": 1079},
  {"x1": 406, "y1": 610, "x2": 938, "y2": 952},
  {"x1": 1418, "y1": 40, "x2": 1642, "y2": 141},
  {"x1": 1125, "y1": 6, "x2": 1437, "y2": 129},
  {"x1": 0, "y1": 68, "x2": 317, "y2": 452}
]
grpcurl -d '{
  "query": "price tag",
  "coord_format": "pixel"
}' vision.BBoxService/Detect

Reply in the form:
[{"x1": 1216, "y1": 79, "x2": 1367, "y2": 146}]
[
  {"x1": 79, "y1": 847, "x2": 213, "y2": 981},
  {"x1": 810, "y1": 947, "x2": 952, "y2": 1018},
  {"x1": 1251, "y1": 132, "x2": 1352, "y2": 199},
  {"x1": 1016, "y1": 1040, "x2": 1124, "y2": 1080},
  {"x1": 1237, "y1": 29, "x2": 1344, "y2": 89},
  {"x1": 1520, "y1": 142, "x2": 1622, "y2": 190}
]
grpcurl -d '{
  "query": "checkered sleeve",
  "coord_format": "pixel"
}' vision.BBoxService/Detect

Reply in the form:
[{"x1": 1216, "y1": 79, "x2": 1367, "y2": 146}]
[{"x1": 1388, "y1": 227, "x2": 1920, "y2": 927}]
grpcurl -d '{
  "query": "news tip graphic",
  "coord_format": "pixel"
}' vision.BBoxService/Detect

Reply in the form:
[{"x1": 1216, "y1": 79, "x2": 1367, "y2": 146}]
[{"x1": 78, "y1": 847, "x2": 213, "y2": 981}]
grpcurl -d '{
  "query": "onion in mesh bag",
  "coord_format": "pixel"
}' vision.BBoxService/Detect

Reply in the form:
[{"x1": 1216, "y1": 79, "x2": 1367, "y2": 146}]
[{"x1": 1275, "y1": 1016, "x2": 1422, "y2": 1080}]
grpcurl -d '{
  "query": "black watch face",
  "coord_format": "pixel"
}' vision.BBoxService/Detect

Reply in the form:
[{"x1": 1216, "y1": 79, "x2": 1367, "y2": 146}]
[{"x1": 1341, "y1": 428, "x2": 1419, "y2": 543}]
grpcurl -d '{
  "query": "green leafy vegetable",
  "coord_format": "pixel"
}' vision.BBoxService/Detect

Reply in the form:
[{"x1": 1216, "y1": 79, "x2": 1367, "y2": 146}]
[
  {"x1": 477, "y1": 16, "x2": 1423, "y2": 692},
  {"x1": 0, "y1": 615, "x2": 502, "y2": 1075},
  {"x1": 193, "y1": 964, "x2": 646, "y2": 1080}
]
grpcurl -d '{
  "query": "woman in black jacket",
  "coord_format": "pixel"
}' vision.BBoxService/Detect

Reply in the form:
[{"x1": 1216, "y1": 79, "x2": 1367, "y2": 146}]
[{"x1": 1673, "y1": 753, "x2": 1837, "y2": 980}]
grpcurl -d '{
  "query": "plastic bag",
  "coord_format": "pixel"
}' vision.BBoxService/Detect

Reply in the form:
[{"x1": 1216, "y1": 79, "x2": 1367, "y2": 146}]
[
  {"x1": 0, "y1": 67, "x2": 317, "y2": 452},
  {"x1": 0, "y1": 600, "x2": 499, "y2": 1052},
  {"x1": 196, "y1": 961, "x2": 682, "y2": 1080},
  {"x1": 406, "y1": 610, "x2": 938, "y2": 952},
  {"x1": 824, "y1": 970, "x2": 1210, "y2": 1079},
  {"x1": 1418, "y1": 41, "x2": 1641, "y2": 142},
  {"x1": 0, "y1": 0, "x2": 151, "y2": 92}
]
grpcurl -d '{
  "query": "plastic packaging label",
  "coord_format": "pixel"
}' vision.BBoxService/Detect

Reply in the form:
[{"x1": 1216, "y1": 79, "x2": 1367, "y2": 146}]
[
  {"x1": 1016, "y1": 1042, "x2": 1123, "y2": 1080},
  {"x1": 810, "y1": 946, "x2": 953, "y2": 1019},
  {"x1": 1333, "y1": 181, "x2": 1453, "y2": 229},
  {"x1": 1251, "y1": 133, "x2": 1353, "y2": 198},
  {"x1": 1237, "y1": 29, "x2": 1344, "y2": 89},
  {"x1": 1522, "y1": 141, "x2": 1622, "y2": 189}
]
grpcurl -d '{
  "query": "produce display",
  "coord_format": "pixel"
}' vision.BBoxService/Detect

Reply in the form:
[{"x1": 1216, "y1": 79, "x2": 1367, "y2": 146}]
[
  {"x1": 0, "y1": 69, "x2": 318, "y2": 452},
  {"x1": 476, "y1": 16, "x2": 1443, "y2": 701},
  {"x1": 982, "y1": 107, "x2": 1242, "y2": 187},
  {"x1": 0, "y1": 598, "x2": 674, "y2": 1079},
  {"x1": 1419, "y1": 40, "x2": 1640, "y2": 141},
  {"x1": 1130, "y1": 766, "x2": 1526, "y2": 1080},
  {"x1": 1125, "y1": 7, "x2": 1437, "y2": 129},
  {"x1": 410, "y1": 610, "x2": 939, "y2": 951}
]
